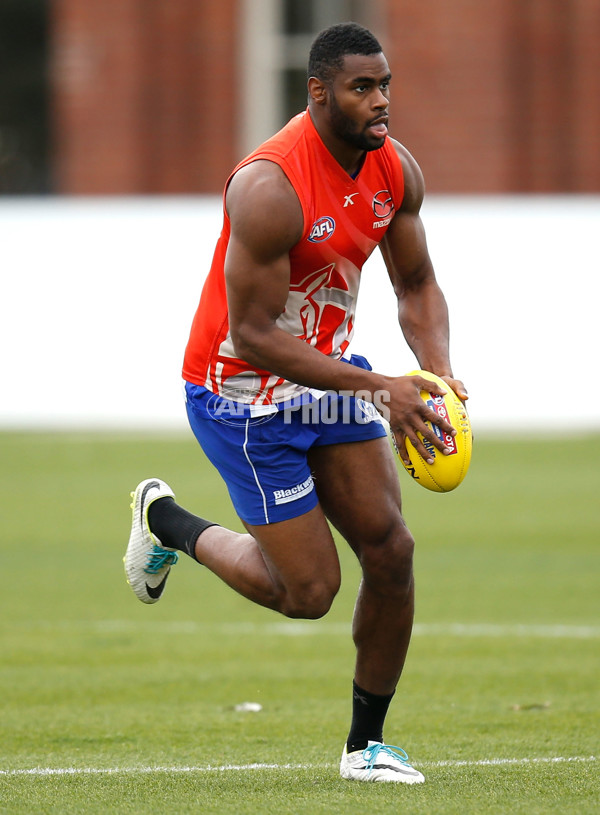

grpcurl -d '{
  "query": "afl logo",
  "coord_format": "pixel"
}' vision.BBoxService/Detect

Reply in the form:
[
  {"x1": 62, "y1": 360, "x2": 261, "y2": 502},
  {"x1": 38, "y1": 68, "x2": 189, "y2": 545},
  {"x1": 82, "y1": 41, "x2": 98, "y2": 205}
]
[
  {"x1": 372, "y1": 190, "x2": 394, "y2": 219},
  {"x1": 308, "y1": 216, "x2": 336, "y2": 243}
]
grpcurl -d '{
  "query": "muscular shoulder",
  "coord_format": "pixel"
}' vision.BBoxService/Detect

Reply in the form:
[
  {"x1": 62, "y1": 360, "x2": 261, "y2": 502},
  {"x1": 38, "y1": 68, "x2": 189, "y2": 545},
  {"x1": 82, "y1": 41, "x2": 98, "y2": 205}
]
[
  {"x1": 389, "y1": 138, "x2": 426, "y2": 215},
  {"x1": 226, "y1": 160, "x2": 304, "y2": 258}
]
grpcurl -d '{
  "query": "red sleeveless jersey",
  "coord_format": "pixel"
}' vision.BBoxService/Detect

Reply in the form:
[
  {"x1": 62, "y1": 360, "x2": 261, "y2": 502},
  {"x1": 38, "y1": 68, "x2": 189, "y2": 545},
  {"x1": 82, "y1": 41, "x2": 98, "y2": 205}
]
[{"x1": 182, "y1": 109, "x2": 404, "y2": 405}]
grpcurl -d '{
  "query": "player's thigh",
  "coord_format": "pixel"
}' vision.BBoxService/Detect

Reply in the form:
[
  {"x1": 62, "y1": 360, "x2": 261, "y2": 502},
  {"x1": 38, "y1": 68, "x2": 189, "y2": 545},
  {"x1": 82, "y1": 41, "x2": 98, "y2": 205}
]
[
  {"x1": 243, "y1": 504, "x2": 342, "y2": 611},
  {"x1": 308, "y1": 436, "x2": 405, "y2": 548}
]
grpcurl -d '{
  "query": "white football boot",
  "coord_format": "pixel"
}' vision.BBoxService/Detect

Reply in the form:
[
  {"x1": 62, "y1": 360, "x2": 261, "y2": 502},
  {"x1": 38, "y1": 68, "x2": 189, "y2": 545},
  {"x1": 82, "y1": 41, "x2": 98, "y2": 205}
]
[
  {"x1": 124, "y1": 478, "x2": 179, "y2": 604},
  {"x1": 340, "y1": 741, "x2": 425, "y2": 784}
]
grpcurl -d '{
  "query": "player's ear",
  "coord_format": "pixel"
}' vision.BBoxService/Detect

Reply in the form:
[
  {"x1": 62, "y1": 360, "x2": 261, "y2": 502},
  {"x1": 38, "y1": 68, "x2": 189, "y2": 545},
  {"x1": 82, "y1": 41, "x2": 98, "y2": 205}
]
[{"x1": 308, "y1": 76, "x2": 328, "y2": 106}]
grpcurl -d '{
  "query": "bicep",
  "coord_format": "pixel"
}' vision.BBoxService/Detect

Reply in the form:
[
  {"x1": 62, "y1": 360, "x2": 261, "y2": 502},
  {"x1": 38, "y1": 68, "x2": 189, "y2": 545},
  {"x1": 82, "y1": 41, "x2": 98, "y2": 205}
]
[
  {"x1": 379, "y1": 210, "x2": 435, "y2": 298},
  {"x1": 224, "y1": 161, "x2": 303, "y2": 338},
  {"x1": 225, "y1": 234, "x2": 292, "y2": 333},
  {"x1": 381, "y1": 139, "x2": 436, "y2": 295},
  {"x1": 380, "y1": 142, "x2": 451, "y2": 366}
]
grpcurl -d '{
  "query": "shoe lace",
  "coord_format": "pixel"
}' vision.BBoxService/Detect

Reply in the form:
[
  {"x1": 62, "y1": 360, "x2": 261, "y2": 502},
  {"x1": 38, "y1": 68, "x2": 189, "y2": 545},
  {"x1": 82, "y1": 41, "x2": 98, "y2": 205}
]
[
  {"x1": 144, "y1": 545, "x2": 179, "y2": 575},
  {"x1": 363, "y1": 743, "x2": 410, "y2": 774}
]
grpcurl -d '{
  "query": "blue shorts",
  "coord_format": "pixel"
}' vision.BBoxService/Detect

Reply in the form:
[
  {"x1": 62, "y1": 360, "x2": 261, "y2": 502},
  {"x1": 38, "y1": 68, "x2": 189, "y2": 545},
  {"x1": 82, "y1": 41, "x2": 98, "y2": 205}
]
[{"x1": 184, "y1": 359, "x2": 387, "y2": 525}]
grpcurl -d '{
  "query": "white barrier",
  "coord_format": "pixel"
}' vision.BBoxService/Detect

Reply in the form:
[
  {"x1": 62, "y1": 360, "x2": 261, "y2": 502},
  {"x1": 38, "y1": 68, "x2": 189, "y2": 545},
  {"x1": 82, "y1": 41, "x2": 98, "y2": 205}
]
[{"x1": 1, "y1": 195, "x2": 598, "y2": 433}]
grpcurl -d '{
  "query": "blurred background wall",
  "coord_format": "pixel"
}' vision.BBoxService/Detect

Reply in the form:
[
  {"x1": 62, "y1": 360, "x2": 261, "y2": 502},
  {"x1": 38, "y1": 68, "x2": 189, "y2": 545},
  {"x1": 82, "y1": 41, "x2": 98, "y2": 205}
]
[
  {"x1": 0, "y1": 0, "x2": 598, "y2": 433},
  {"x1": 1, "y1": 0, "x2": 599, "y2": 196}
]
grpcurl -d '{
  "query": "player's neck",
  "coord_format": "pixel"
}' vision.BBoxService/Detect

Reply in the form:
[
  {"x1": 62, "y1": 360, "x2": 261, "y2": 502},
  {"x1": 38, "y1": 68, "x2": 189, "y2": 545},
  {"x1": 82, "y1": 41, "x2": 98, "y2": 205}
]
[{"x1": 308, "y1": 108, "x2": 366, "y2": 177}]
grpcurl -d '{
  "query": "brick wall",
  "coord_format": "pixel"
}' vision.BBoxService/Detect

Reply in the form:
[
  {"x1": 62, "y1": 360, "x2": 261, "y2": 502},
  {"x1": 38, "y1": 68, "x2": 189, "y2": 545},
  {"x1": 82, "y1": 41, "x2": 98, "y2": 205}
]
[
  {"x1": 49, "y1": 0, "x2": 600, "y2": 193},
  {"x1": 382, "y1": 0, "x2": 600, "y2": 192},
  {"x1": 50, "y1": 0, "x2": 238, "y2": 193}
]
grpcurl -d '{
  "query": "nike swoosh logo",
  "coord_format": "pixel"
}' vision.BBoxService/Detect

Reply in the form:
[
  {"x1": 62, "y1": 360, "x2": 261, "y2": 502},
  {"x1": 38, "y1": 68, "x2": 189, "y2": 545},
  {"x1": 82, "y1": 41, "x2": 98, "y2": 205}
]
[
  {"x1": 140, "y1": 480, "x2": 160, "y2": 526},
  {"x1": 146, "y1": 574, "x2": 169, "y2": 600},
  {"x1": 370, "y1": 763, "x2": 414, "y2": 774}
]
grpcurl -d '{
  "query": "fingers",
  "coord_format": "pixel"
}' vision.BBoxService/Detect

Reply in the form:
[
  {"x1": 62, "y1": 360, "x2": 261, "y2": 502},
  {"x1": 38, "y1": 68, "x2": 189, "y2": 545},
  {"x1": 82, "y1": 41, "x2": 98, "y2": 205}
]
[
  {"x1": 391, "y1": 430, "x2": 410, "y2": 465},
  {"x1": 392, "y1": 411, "x2": 456, "y2": 465},
  {"x1": 391, "y1": 376, "x2": 458, "y2": 465},
  {"x1": 440, "y1": 376, "x2": 469, "y2": 403},
  {"x1": 402, "y1": 413, "x2": 454, "y2": 464},
  {"x1": 410, "y1": 375, "x2": 447, "y2": 397}
]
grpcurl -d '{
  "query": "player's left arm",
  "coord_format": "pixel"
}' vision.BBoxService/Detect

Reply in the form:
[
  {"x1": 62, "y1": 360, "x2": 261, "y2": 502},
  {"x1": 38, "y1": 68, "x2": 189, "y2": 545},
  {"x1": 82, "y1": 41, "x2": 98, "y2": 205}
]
[{"x1": 379, "y1": 140, "x2": 468, "y2": 402}]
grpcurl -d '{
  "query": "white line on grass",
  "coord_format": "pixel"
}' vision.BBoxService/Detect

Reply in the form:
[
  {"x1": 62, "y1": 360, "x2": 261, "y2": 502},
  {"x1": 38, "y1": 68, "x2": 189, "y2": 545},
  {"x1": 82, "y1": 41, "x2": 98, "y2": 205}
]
[
  {"x1": 415, "y1": 623, "x2": 600, "y2": 639},
  {"x1": 17, "y1": 621, "x2": 600, "y2": 639},
  {"x1": 1, "y1": 755, "x2": 596, "y2": 777}
]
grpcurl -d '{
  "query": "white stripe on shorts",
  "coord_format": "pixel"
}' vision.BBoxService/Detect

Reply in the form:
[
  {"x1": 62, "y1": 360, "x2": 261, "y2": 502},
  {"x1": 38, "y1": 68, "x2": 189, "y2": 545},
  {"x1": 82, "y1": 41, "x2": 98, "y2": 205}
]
[{"x1": 242, "y1": 418, "x2": 270, "y2": 524}]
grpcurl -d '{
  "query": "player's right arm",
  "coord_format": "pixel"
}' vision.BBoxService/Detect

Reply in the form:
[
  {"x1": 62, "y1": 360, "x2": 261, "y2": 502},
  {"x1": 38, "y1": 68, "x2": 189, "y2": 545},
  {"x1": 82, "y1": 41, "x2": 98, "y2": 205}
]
[
  {"x1": 225, "y1": 158, "x2": 378, "y2": 395},
  {"x1": 224, "y1": 160, "x2": 455, "y2": 462}
]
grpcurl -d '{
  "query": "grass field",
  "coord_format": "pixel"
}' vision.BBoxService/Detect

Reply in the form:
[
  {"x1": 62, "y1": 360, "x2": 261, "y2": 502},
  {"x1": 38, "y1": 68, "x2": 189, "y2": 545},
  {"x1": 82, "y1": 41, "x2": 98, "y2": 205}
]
[{"x1": 0, "y1": 430, "x2": 598, "y2": 814}]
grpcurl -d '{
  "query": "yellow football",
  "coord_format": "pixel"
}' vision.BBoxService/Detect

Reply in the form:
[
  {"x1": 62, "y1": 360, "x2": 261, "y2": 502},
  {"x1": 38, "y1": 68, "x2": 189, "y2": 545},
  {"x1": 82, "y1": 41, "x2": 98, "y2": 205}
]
[{"x1": 399, "y1": 370, "x2": 472, "y2": 492}]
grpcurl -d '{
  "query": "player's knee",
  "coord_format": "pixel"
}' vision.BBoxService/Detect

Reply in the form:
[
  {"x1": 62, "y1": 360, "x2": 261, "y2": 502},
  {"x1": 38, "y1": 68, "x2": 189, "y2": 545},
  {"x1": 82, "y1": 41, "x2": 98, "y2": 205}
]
[
  {"x1": 360, "y1": 518, "x2": 415, "y2": 587},
  {"x1": 282, "y1": 577, "x2": 340, "y2": 620}
]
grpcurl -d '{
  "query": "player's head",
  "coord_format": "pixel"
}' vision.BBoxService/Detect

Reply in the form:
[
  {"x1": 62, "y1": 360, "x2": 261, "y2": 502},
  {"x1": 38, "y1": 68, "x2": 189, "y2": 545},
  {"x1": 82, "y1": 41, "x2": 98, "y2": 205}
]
[
  {"x1": 308, "y1": 22, "x2": 383, "y2": 85},
  {"x1": 308, "y1": 23, "x2": 390, "y2": 153}
]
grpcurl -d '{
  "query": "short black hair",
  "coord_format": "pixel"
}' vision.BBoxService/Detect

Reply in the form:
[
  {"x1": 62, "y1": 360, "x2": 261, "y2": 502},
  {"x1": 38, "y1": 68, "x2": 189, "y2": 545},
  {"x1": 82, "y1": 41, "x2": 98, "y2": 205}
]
[{"x1": 308, "y1": 22, "x2": 383, "y2": 84}]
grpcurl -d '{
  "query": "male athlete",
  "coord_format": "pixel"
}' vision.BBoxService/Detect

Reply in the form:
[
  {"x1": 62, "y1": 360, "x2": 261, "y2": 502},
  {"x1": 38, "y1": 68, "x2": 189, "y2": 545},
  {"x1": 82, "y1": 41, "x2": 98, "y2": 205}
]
[{"x1": 125, "y1": 22, "x2": 467, "y2": 784}]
